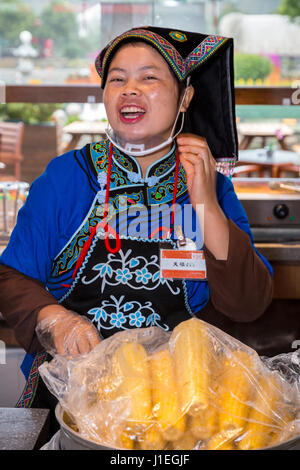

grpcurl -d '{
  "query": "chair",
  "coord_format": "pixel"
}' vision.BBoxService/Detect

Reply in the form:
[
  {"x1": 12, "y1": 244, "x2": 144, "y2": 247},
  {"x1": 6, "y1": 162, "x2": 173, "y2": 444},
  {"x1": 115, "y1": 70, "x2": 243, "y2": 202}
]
[
  {"x1": 277, "y1": 164, "x2": 300, "y2": 178},
  {"x1": 232, "y1": 164, "x2": 265, "y2": 177},
  {"x1": 0, "y1": 122, "x2": 24, "y2": 181}
]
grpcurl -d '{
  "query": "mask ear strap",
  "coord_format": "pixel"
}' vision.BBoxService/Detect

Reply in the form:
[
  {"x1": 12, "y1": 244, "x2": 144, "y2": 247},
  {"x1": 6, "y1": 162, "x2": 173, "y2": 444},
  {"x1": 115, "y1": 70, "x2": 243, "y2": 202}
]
[{"x1": 170, "y1": 76, "x2": 191, "y2": 138}]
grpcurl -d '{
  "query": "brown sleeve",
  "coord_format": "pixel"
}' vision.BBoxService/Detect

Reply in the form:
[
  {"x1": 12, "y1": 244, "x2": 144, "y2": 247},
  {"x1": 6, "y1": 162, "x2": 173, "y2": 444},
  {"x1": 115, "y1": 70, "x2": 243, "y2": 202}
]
[
  {"x1": 202, "y1": 219, "x2": 273, "y2": 322},
  {"x1": 0, "y1": 264, "x2": 59, "y2": 353}
]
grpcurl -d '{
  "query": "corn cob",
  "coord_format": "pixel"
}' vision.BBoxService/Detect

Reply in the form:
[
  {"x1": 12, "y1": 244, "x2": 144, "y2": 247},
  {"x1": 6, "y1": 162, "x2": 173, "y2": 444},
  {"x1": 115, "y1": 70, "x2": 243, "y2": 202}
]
[
  {"x1": 218, "y1": 350, "x2": 258, "y2": 431},
  {"x1": 170, "y1": 318, "x2": 210, "y2": 415},
  {"x1": 119, "y1": 429, "x2": 135, "y2": 449},
  {"x1": 97, "y1": 375, "x2": 118, "y2": 401},
  {"x1": 137, "y1": 422, "x2": 166, "y2": 450},
  {"x1": 237, "y1": 373, "x2": 286, "y2": 450},
  {"x1": 170, "y1": 430, "x2": 198, "y2": 450},
  {"x1": 150, "y1": 348, "x2": 186, "y2": 441},
  {"x1": 205, "y1": 426, "x2": 242, "y2": 450},
  {"x1": 190, "y1": 406, "x2": 218, "y2": 441},
  {"x1": 112, "y1": 341, "x2": 152, "y2": 433}
]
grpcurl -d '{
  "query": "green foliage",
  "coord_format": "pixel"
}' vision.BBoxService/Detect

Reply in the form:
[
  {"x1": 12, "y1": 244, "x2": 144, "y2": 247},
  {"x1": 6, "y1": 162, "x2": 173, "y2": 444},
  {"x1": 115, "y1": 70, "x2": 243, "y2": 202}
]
[
  {"x1": 0, "y1": 0, "x2": 37, "y2": 47},
  {"x1": 234, "y1": 53, "x2": 273, "y2": 81},
  {"x1": 0, "y1": 103, "x2": 62, "y2": 124},
  {"x1": 35, "y1": 1, "x2": 81, "y2": 58},
  {"x1": 278, "y1": 0, "x2": 300, "y2": 19}
]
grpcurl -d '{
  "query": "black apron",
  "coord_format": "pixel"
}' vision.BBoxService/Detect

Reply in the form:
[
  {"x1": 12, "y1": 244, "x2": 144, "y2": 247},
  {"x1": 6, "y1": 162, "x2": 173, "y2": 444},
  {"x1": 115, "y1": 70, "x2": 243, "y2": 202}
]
[{"x1": 60, "y1": 236, "x2": 193, "y2": 337}]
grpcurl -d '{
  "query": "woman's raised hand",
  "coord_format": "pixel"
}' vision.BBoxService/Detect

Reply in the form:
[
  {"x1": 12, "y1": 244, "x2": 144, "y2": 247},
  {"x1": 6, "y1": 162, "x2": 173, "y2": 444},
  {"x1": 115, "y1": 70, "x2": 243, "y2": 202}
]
[{"x1": 176, "y1": 133, "x2": 218, "y2": 211}]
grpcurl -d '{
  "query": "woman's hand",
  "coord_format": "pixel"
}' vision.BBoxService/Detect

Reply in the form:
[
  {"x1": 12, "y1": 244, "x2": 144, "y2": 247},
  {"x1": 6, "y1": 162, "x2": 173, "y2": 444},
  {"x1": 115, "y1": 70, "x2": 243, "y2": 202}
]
[
  {"x1": 36, "y1": 305, "x2": 101, "y2": 356},
  {"x1": 176, "y1": 133, "x2": 218, "y2": 211},
  {"x1": 177, "y1": 133, "x2": 229, "y2": 260}
]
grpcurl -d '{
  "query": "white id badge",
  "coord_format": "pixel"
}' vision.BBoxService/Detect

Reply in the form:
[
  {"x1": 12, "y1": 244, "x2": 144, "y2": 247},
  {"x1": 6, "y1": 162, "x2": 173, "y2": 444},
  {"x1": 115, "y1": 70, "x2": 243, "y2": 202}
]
[{"x1": 160, "y1": 249, "x2": 207, "y2": 280}]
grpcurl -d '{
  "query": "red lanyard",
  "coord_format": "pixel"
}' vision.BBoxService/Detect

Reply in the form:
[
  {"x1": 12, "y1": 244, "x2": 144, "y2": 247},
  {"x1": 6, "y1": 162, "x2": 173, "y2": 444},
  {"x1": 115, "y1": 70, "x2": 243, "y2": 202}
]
[
  {"x1": 72, "y1": 142, "x2": 180, "y2": 280},
  {"x1": 98, "y1": 143, "x2": 121, "y2": 254},
  {"x1": 103, "y1": 142, "x2": 180, "y2": 250}
]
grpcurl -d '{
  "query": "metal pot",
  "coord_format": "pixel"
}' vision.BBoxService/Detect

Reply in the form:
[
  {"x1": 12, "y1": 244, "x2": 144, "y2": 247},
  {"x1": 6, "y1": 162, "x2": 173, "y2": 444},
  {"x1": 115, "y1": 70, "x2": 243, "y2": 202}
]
[
  {"x1": 55, "y1": 404, "x2": 300, "y2": 451},
  {"x1": 55, "y1": 404, "x2": 120, "y2": 450}
]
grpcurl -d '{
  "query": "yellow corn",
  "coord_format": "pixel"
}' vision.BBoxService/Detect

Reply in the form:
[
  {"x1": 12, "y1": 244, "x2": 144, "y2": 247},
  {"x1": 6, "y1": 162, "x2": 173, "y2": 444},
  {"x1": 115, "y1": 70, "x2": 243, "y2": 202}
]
[
  {"x1": 205, "y1": 426, "x2": 242, "y2": 450},
  {"x1": 119, "y1": 429, "x2": 135, "y2": 449},
  {"x1": 190, "y1": 406, "x2": 218, "y2": 441},
  {"x1": 170, "y1": 430, "x2": 198, "y2": 450},
  {"x1": 237, "y1": 374, "x2": 285, "y2": 450},
  {"x1": 150, "y1": 348, "x2": 186, "y2": 441},
  {"x1": 97, "y1": 375, "x2": 118, "y2": 401},
  {"x1": 170, "y1": 318, "x2": 210, "y2": 415},
  {"x1": 112, "y1": 341, "x2": 152, "y2": 433},
  {"x1": 137, "y1": 422, "x2": 166, "y2": 450},
  {"x1": 218, "y1": 350, "x2": 258, "y2": 431}
]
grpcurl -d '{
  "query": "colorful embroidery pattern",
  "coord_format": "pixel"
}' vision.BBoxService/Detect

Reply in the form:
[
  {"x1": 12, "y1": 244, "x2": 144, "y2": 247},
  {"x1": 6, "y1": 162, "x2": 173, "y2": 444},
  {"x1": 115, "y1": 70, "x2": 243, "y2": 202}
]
[
  {"x1": 86, "y1": 294, "x2": 169, "y2": 332},
  {"x1": 96, "y1": 29, "x2": 228, "y2": 82},
  {"x1": 80, "y1": 247, "x2": 181, "y2": 295},
  {"x1": 15, "y1": 352, "x2": 48, "y2": 408},
  {"x1": 169, "y1": 31, "x2": 187, "y2": 42}
]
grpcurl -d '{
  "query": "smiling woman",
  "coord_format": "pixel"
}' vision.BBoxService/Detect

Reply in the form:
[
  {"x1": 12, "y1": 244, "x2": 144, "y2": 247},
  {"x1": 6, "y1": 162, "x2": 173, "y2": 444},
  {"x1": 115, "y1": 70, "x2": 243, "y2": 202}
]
[{"x1": 0, "y1": 27, "x2": 273, "y2": 428}]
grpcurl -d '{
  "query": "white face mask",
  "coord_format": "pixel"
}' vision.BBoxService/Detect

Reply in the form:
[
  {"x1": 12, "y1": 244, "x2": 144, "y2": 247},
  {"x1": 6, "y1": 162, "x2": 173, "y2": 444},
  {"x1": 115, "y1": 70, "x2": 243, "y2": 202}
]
[{"x1": 105, "y1": 78, "x2": 191, "y2": 157}]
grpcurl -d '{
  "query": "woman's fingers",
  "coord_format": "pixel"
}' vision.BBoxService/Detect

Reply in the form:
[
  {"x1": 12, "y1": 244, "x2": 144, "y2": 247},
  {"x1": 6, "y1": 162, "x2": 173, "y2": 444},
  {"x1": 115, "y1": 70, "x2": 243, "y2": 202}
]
[
  {"x1": 87, "y1": 328, "x2": 102, "y2": 350},
  {"x1": 177, "y1": 133, "x2": 207, "y2": 146},
  {"x1": 180, "y1": 152, "x2": 210, "y2": 178},
  {"x1": 177, "y1": 144, "x2": 207, "y2": 156}
]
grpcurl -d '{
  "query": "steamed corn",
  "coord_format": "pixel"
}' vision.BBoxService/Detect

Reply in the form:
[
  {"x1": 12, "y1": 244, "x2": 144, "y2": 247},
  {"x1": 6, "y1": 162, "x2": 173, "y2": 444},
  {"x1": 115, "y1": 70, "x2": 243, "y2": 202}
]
[
  {"x1": 237, "y1": 374, "x2": 284, "y2": 450},
  {"x1": 205, "y1": 426, "x2": 242, "y2": 450},
  {"x1": 119, "y1": 429, "x2": 135, "y2": 449},
  {"x1": 137, "y1": 423, "x2": 166, "y2": 450},
  {"x1": 171, "y1": 318, "x2": 210, "y2": 415},
  {"x1": 170, "y1": 430, "x2": 198, "y2": 450},
  {"x1": 190, "y1": 406, "x2": 218, "y2": 440},
  {"x1": 218, "y1": 350, "x2": 258, "y2": 431},
  {"x1": 150, "y1": 348, "x2": 186, "y2": 441},
  {"x1": 112, "y1": 341, "x2": 152, "y2": 432},
  {"x1": 87, "y1": 319, "x2": 296, "y2": 450}
]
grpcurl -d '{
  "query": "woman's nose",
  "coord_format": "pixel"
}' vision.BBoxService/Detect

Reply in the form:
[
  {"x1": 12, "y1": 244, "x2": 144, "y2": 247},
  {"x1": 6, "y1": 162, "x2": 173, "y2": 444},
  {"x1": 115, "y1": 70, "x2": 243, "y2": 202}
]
[{"x1": 121, "y1": 80, "x2": 140, "y2": 96}]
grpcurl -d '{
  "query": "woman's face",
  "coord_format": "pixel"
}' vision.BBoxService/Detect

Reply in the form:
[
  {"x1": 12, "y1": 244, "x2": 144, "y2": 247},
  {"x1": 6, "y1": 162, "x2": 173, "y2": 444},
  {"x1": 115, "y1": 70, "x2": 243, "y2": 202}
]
[{"x1": 103, "y1": 42, "x2": 182, "y2": 148}]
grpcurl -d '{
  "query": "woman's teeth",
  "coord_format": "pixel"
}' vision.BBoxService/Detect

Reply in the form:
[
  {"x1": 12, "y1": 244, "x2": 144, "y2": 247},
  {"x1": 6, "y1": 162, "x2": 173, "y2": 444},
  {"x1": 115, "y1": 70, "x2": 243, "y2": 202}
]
[{"x1": 120, "y1": 106, "x2": 146, "y2": 119}]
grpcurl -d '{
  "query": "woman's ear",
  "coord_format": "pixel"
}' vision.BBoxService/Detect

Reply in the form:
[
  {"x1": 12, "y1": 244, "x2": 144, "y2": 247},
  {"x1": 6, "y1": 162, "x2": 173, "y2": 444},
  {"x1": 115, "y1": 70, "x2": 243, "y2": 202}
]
[{"x1": 180, "y1": 85, "x2": 195, "y2": 113}]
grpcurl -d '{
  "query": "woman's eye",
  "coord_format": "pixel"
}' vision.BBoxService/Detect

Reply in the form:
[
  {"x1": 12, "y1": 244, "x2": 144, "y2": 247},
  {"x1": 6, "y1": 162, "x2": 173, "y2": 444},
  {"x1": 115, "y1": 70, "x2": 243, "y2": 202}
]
[
  {"x1": 144, "y1": 76, "x2": 157, "y2": 81},
  {"x1": 109, "y1": 77, "x2": 124, "y2": 82}
]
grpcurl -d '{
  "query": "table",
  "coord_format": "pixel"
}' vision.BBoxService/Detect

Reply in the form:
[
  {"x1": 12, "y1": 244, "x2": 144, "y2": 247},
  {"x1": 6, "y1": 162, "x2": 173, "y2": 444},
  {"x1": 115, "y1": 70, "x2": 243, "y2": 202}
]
[
  {"x1": 63, "y1": 120, "x2": 107, "y2": 152},
  {"x1": 0, "y1": 408, "x2": 50, "y2": 450},
  {"x1": 238, "y1": 122, "x2": 294, "y2": 150},
  {"x1": 238, "y1": 149, "x2": 300, "y2": 178}
]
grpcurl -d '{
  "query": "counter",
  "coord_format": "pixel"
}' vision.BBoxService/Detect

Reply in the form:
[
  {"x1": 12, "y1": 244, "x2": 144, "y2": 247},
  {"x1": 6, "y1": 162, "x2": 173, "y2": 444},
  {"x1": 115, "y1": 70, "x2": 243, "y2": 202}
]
[{"x1": 0, "y1": 408, "x2": 50, "y2": 450}]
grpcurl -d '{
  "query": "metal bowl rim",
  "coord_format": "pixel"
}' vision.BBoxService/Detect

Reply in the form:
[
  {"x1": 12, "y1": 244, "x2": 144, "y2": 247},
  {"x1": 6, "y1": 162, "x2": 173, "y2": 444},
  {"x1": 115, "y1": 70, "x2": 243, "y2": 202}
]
[
  {"x1": 55, "y1": 403, "x2": 300, "y2": 451},
  {"x1": 55, "y1": 403, "x2": 123, "y2": 450}
]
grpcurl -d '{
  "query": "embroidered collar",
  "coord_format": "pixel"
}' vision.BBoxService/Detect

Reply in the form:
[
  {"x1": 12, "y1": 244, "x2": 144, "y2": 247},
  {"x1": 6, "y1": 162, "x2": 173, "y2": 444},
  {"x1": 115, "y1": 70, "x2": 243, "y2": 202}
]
[
  {"x1": 88, "y1": 139, "x2": 187, "y2": 206},
  {"x1": 112, "y1": 142, "x2": 177, "y2": 186}
]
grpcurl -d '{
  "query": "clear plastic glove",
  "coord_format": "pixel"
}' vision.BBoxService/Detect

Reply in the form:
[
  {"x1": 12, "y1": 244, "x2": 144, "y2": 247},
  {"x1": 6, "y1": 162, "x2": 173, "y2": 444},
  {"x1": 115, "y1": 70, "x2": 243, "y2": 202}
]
[{"x1": 35, "y1": 308, "x2": 101, "y2": 356}]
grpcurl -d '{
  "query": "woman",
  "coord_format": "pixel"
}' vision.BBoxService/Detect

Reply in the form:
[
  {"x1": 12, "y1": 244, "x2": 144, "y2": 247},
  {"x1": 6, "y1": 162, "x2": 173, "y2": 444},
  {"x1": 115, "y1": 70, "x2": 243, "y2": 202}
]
[{"x1": 0, "y1": 27, "x2": 273, "y2": 415}]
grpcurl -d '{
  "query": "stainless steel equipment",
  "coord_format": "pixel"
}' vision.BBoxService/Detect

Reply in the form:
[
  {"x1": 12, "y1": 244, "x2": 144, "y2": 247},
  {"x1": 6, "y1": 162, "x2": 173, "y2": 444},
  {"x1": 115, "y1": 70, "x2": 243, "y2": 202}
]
[
  {"x1": 51, "y1": 404, "x2": 300, "y2": 451},
  {"x1": 233, "y1": 178, "x2": 300, "y2": 244},
  {"x1": 54, "y1": 404, "x2": 117, "y2": 450}
]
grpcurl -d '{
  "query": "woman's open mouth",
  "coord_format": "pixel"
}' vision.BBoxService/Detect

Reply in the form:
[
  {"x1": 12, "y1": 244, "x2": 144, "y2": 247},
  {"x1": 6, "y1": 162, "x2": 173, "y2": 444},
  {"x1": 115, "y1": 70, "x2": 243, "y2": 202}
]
[{"x1": 119, "y1": 105, "x2": 146, "y2": 123}]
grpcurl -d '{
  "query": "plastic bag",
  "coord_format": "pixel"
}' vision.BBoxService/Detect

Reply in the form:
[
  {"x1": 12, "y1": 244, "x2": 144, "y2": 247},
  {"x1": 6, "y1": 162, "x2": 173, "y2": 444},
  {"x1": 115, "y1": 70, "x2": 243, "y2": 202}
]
[{"x1": 38, "y1": 318, "x2": 300, "y2": 450}]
